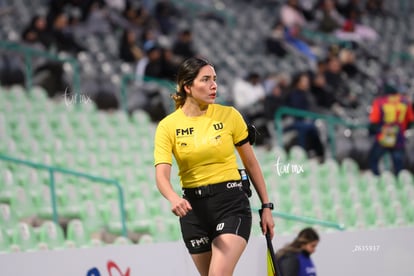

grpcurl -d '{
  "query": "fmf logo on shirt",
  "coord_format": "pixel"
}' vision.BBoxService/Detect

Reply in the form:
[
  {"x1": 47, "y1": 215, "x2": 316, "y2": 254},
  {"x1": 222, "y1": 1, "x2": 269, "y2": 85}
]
[{"x1": 176, "y1": 127, "x2": 194, "y2": 136}]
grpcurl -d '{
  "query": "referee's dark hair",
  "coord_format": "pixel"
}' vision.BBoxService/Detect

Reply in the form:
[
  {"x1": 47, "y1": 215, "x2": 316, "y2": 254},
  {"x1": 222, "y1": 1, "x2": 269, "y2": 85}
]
[{"x1": 172, "y1": 57, "x2": 213, "y2": 109}]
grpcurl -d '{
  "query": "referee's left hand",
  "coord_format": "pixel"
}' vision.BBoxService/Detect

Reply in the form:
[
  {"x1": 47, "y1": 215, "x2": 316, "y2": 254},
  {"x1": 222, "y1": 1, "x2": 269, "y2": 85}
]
[{"x1": 261, "y1": 208, "x2": 275, "y2": 239}]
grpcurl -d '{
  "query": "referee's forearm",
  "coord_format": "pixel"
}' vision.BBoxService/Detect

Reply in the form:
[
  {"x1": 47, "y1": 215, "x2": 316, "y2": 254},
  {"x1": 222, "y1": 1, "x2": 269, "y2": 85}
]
[
  {"x1": 156, "y1": 180, "x2": 179, "y2": 202},
  {"x1": 244, "y1": 159, "x2": 270, "y2": 204}
]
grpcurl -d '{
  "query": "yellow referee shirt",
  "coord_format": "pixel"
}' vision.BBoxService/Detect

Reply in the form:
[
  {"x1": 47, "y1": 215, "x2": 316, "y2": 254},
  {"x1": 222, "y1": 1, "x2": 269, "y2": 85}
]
[{"x1": 154, "y1": 104, "x2": 248, "y2": 188}]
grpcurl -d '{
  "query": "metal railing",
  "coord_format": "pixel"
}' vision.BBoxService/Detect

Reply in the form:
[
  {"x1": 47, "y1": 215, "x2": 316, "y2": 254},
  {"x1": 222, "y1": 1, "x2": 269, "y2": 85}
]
[
  {"x1": 0, "y1": 40, "x2": 81, "y2": 103},
  {"x1": 0, "y1": 154, "x2": 128, "y2": 237},
  {"x1": 170, "y1": 0, "x2": 236, "y2": 27},
  {"x1": 252, "y1": 208, "x2": 345, "y2": 231},
  {"x1": 274, "y1": 107, "x2": 369, "y2": 157}
]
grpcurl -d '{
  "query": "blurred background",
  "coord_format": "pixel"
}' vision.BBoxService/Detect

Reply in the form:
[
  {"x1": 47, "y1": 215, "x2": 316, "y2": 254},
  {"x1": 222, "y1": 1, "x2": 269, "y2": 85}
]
[{"x1": 0, "y1": 0, "x2": 413, "y2": 253}]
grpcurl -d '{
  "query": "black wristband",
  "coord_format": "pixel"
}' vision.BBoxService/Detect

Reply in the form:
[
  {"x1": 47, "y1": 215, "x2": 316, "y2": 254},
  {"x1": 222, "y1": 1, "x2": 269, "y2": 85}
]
[{"x1": 262, "y1": 203, "x2": 274, "y2": 210}]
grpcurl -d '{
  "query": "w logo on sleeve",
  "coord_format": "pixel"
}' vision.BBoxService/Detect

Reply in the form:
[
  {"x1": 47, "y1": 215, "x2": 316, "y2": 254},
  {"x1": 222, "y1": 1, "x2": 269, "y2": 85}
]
[{"x1": 213, "y1": 122, "x2": 223, "y2": 130}]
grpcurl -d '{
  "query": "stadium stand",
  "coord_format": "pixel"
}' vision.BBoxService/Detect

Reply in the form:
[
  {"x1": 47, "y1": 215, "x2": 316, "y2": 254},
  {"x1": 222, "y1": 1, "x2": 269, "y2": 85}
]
[{"x1": 1, "y1": 0, "x2": 414, "y2": 253}]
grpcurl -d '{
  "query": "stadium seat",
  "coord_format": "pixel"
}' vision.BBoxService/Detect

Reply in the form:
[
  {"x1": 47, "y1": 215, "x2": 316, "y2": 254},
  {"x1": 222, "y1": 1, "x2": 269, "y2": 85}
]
[
  {"x1": 0, "y1": 169, "x2": 14, "y2": 203},
  {"x1": 397, "y1": 169, "x2": 414, "y2": 186},
  {"x1": 37, "y1": 221, "x2": 66, "y2": 250},
  {"x1": 288, "y1": 145, "x2": 308, "y2": 164},
  {"x1": 33, "y1": 185, "x2": 55, "y2": 220},
  {"x1": 79, "y1": 200, "x2": 106, "y2": 236},
  {"x1": 59, "y1": 184, "x2": 84, "y2": 219},
  {"x1": 125, "y1": 198, "x2": 153, "y2": 234},
  {"x1": 340, "y1": 157, "x2": 360, "y2": 176},
  {"x1": 0, "y1": 203, "x2": 17, "y2": 237},
  {"x1": 102, "y1": 199, "x2": 127, "y2": 235},
  {"x1": 9, "y1": 222, "x2": 38, "y2": 252},
  {"x1": 148, "y1": 217, "x2": 181, "y2": 242},
  {"x1": 137, "y1": 233, "x2": 154, "y2": 244},
  {"x1": 10, "y1": 186, "x2": 38, "y2": 222},
  {"x1": 65, "y1": 219, "x2": 91, "y2": 248},
  {"x1": 113, "y1": 236, "x2": 133, "y2": 245},
  {"x1": 0, "y1": 227, "x2": 10, "y2": 253}
]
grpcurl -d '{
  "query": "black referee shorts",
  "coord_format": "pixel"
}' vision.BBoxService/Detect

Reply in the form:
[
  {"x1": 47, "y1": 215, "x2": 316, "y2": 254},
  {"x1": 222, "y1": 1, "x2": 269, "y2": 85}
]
[{"x1": 179, "y1": 181, "x2": 252, "y2": 254}]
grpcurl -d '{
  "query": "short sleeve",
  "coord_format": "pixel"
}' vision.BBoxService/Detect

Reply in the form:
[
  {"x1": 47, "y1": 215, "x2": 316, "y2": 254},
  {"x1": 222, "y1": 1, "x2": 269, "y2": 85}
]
[
  {"x1": 154, "y1": 121, "x2": 173, "y2": 166},
  {"x1": 231, "y1": 107, "x2": 249, "y2": 145}
]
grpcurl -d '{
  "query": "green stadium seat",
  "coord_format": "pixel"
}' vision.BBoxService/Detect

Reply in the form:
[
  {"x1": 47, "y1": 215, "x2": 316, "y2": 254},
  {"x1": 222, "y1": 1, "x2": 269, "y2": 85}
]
[
  {"x1": 65, "y1": 219, "x2": 91, "y2": 248},
  {"x1": 0, "y1": 203, "x2": 18, "y2": 237},
  {"x1": 149, "y1": 217, "x2": 181, "y2": 242},
  {"x1": 379, "y1": 170, "x2": 397, "y2": 186},
  {"x1": 37, "y1": 221, "x2": 66, "y2": 250},
  {"x1": 397, "y1": 169, "x2": 414, "y2": 188},
  {"x1": 138, "y1": 233, "x2": 155, "y2": 244},
  {"x1": 9, "y1": 222, "x2": 38, "y2": 252},
  {"x1": 32, "y1": 185, "x2": 56, "y2": 220},
  {"x1": 403, "y1": 207, "x2": 414, "y2": 224},
  {"x1": 343, "y1": 208, "x2": 358, "y2": 228},
  {"x1": 0, "y1": 169, "x2": 15, "y2": 203},
  {"x1": 113, "y1": 236, "x2": 133, "y2": 245},
  {"x1": 125, "y1": 198, "x2": 153, "y2": 233},
  {"x1": 79, "y1": 200, "x2": 106, "y2": 236},
  {"x1": 340, "y1": 157, "x2": 360, "y2": 176},
  {"x1": 318, "y1": 158, "x2": 340, "y2": 178},
  {"x1": 102, "y1": 200, "x2": 128, "y2": 235},
  {"x1": 0, "y1": 227, "x2": 10, "y2": 253},
  {"x1": 288, "y1": 145, "x2": 307, "y2": 164},
  {"x1": 10, "y1": 186, "x2": 39, "y2": 221},
  {"x1": 59, "y1": 184, "x2": 84, "y2": 219}
]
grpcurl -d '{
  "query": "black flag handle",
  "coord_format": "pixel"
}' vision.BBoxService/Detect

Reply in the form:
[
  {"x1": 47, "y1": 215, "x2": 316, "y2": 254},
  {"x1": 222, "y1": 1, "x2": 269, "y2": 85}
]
[{"x1": 259, "y1": 208, "x2": 283, "y2": 276}]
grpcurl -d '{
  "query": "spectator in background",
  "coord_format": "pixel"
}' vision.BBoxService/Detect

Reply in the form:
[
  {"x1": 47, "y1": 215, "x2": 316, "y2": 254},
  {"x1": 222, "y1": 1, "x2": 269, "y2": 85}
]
[
  {"x1": 284, "y1": 72, "x2": 325, "y2": 160},
  {"x1": 279, "y1": 0, "x2": 320, "y2": 62},
  {"x1": 135, "y1": 41, "x2": 177, "y2": 82},
  {"x1": 232, "y1": 72, "x2": 266, "y2": 122},
  {"x1": 135, "y1": 42, "x2": 163, "y2": 82},
  {"x1": 21, "y1": 14, "x2": 68, "y2": 98},
  {"x1": 283, "y1": 24, "x2": 318, "y2": 62},
  {"x1": 280, "y1": 0, "x2": 307, "y2": 29},
  {"x1": 153, "y1": 0, "x2": 179, "y2": 35},
  {"x1": 263, "y1": 72, "x2": 290, "y2": 121},
  {"x1": 315, "y1": 0, "x2": 344, "y2": 33},
  {"x1": 21, "y1": 15, "x2": 54, "y2": 49},
  {"x1": 338, "y1": 48, "x2": 361, "y2": 79},
  {"x1": 50, "y1": 12, "x2": 86, "y2": 54},
  {"x1": 324, "y1": 55, "x2": 358, "y2": 108},
  {"x1": 365, "y1": 0, "x2": 386, "y2": 16},
  {"x1": 82, "y1": 0, "x2": 112, "y2": 35},
  {"x1": 172, "y1": 29, "x2": 196, "y2": 62},
  {"x1": 337, "y1": 0, "x2": 364, "y2": 22},
  {"x1": 140, "y1": 28, "x2": 160, "y2": 51},
  {"x1": 119, "y1": 28, "x2": 143, "y2": 63},
  {"x1": 368, "y1": 82, "x2": 414, "y2": 175},
  {"x1": 104, "y1": 0, "x2": 127, "y2": 13},
  {"x1": 310, "y1": 68, "x2": 337, "y2": 111},
  {"x1": 265, "y1": 21, "x2": 288, "y2": 58},
  {"x1": 276, "y1": 227, "x2": 320, "y2": 276}
]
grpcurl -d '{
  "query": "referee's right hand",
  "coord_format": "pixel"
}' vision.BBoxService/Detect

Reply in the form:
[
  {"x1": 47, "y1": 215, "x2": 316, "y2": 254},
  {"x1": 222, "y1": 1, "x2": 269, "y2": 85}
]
[{"x1": 170, "y1": 195, "x2": 192, "y2": 217}]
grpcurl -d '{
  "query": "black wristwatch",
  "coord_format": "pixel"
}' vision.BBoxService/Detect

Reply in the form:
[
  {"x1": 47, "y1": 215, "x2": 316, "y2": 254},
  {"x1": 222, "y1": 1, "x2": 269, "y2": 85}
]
[{"x1": 261, "y1": 202, "x2": 274, "y2": 210}]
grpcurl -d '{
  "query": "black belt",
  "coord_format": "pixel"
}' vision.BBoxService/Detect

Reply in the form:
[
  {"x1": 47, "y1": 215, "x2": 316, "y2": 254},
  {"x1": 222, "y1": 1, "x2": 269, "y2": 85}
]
[{"x1": 183, "y1": 180, "x2": 244, "y2": 199}]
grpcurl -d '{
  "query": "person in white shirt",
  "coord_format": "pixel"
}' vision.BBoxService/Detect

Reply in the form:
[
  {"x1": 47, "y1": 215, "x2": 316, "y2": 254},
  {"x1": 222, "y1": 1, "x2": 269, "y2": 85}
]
[{"x1": 232, "y1": 72, "x2": 266, "y2": 122}]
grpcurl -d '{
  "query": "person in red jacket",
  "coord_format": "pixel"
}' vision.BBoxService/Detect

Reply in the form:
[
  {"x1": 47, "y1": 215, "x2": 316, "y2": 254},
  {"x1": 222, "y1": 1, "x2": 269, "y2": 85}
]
[{"x1": 368, "y1": 82, "x2": 414, "y2": 175}]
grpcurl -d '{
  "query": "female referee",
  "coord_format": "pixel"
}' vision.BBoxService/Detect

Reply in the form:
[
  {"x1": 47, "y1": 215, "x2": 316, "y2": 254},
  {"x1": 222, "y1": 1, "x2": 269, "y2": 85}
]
[{"x1": 154, "y1": 57, "x2": 275, "y2": 276}]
